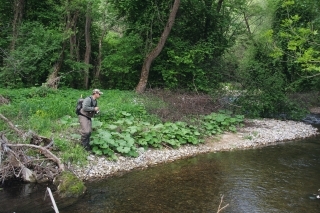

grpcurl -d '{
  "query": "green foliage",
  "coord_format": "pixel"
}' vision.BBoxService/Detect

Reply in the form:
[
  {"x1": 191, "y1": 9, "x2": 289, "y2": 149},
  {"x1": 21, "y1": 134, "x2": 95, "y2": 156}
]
[
  {"x1": 0, "y1": 0, "x2": 246, "y2": 91},
  {"x1": 137, "y1": 121, "x2": 202, "y2": 148},
  {"x1": 0, "y1": 1, "x2": 11, "y2": 50},
  {"x1": 230, "y1": 0, "x2": 319, "y2": 119},
  {"x1": 0, "y1": 87, "x2": 244, "y2": 162},
  {"x1": 54, "y1": 138, "x2": 88, "y2": 166},
  {"x1": 158, "y1": 40, "x2": 213, "y2": 90},
  {"x1": 275, "y1": 12, "x2": 320, "y2": 72},
  {"x1": 101, "y1": 33, "x2": 143, "y2": 89},
  {"x1": 0, "y1": 88, "x2": 90, "y2": 165},
  {"x1": 234, "y1": 90, "x2": 308, "y2": 120},
  {"x1": 90, "y1": 110, "x2": 243, "y2": 158},
  {"x1": 233, "y1": 41, "x2": 308, "y2": 120},
  {"x1": 265, "y1": 0, "x2": 320, "y2": 91},
  {"x1": 106, "y1": 0, "x2": 243, "y2": 91},
  {"x1": 1, "y1": 22, "x2": 62, "y2": 87},
  {"x1": 54, "y1": 171, "x2": 86, "y2": 198},
  {"x1": 97, "y1": 90, "x2": 154, "y2": 123},
  {"x1": 200, "y1": 111, "x2": 244, "y2": 134}
]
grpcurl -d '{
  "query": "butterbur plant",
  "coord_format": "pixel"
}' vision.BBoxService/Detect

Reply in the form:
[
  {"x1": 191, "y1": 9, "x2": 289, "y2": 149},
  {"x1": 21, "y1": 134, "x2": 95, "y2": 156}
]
[
  {"x1": 201, "y1": 112, "x2": 244, "y2": 135},
  {"x1": 89, "y1": 111, "x2": 243, "y2": 159},
  {"x1": 90, "y1": 126, "x2": 139, "y2": 159},
  {"x1": 160, "y1": 122, "x2": 201, "y2": 147},
  {"x1": 0, "y1": 88, "x2": 245, "y2": 162},
  {"x1": 136, "y1": 123, "x2": 163, "y2": 148}
]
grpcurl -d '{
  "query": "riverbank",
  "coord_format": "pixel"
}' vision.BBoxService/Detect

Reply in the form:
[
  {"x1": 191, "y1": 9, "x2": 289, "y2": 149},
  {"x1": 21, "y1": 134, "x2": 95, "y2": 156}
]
[{"x1": 72, "y1": 118, "x2": 319, "y2": 181}]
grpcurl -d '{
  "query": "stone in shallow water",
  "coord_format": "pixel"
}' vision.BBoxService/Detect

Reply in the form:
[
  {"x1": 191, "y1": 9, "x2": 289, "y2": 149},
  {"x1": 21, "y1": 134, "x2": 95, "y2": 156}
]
[{"x1": 53, "y1": 171, "x2": 86, "y2": 198}]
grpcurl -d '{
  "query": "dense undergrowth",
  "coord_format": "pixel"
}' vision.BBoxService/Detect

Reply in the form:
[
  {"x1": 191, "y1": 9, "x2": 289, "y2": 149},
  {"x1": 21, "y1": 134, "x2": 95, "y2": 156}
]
[{"x1": 0, "y1": 87, "x2": 244, "y2": 165}]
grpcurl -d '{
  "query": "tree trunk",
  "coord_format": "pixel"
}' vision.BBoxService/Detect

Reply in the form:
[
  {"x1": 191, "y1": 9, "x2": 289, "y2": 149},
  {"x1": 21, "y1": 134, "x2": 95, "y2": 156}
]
[
  {"x1": 69, "y1": 11, "x2": 79, "y2": 59},
  {"x1": 95, "y1": 2, "x2": 109, "y2": 79},
  {"x1": 83, "y1": 2, "x2": 92, "y2": 89},
  {"x1": 10, "y1": 0, "x2": 25, "y2": 51},
  {"x1": 45, "y1": 2, "x2": 78, "y2": 88},
  {"x1": 216, "y1": 0, "x2": 224, "y2": 13},
  {"x1": 95, "y1": 32, "x2": 106, "y2": 79},
  {"x1": 243, "y1": 11, "x2": 257, "y2": 47},
  {"x1": 243, "y1": 12, "x2": 252, "y2": 35},
  {"x1": 135, "y1": 0, "x2": 181, "y2": 94},
  {"x1": 46, "y1": 35, "x2": 68, "y2": 89}
]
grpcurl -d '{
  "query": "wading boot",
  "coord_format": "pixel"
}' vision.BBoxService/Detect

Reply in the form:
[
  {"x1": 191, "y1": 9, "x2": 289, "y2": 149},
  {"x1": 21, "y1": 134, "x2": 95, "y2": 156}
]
[{"x1": 81, "y1": 133, "x2": 91, "y2": 151}]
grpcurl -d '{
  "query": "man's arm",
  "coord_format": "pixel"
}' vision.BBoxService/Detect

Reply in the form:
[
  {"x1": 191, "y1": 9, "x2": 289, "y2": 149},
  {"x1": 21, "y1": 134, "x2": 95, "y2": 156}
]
[{"x1": 82, "y1": 97, "x2": 95, "y2": 112}]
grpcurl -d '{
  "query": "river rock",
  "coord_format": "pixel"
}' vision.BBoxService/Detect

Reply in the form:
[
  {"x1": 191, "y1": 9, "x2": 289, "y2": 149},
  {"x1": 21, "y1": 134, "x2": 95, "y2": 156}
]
[{"x1": 72, "y1": 119, "x2": 319, "y2": 181}]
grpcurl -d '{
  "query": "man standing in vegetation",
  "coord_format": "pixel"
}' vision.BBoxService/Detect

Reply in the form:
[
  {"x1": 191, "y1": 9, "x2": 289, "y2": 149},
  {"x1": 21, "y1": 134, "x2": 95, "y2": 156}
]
[{"x1": 79, "y1": 89, "x2": 103, "y2": 150}]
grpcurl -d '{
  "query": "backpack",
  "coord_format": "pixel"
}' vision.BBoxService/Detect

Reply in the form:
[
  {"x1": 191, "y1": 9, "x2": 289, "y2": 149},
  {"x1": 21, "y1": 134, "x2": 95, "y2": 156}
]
[{"x1": 75, "y1": 96, "x2": 94, "y2": 115}]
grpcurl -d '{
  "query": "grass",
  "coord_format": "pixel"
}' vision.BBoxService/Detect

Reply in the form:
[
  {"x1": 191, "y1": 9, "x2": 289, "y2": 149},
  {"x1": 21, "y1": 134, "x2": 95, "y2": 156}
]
[
  {"x1": 0, "y1": 87, "x2": 172, "y2": 165},
  {"x1": 0, "y1": 87, "x2": 245, "y2": 164}
]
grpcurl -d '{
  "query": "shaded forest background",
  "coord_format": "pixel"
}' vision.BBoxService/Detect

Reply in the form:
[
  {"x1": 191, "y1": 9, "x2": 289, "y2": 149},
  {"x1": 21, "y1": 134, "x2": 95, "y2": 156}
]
[{"x1": 0, "y1": 0, "x2": 320, "y2": 119}]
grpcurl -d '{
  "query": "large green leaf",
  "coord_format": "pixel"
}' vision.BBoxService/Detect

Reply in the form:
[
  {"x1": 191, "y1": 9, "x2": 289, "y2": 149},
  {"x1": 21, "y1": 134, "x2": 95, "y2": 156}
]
[
  {"x1": 117, "y1": 146, "x2": 130, "y2": 153},
  {"x1": 106, "y1": 124, "x2": 118, "y2": 130}
]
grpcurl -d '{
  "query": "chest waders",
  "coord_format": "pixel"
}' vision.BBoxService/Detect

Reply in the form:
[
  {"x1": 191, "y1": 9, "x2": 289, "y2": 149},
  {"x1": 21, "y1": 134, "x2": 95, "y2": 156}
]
[
  {"x1": 79, "y1": 115, "x2": 92, "y2": 151},
  {"x1": 79, "y1": 106, "x2": 95, "y2": 151}
]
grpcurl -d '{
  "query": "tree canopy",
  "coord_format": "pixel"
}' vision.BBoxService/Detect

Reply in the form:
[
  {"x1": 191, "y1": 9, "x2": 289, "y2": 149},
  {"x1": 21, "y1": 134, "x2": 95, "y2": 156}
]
[{"x1": 0, "y1": 0, "x2": 319, "y2": 117}]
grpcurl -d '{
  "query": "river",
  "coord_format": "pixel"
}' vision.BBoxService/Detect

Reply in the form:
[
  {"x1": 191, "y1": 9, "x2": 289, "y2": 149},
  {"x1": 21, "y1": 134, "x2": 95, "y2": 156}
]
[{"x1": 1, "y1": 129, "x2": 320, "y2": 212}]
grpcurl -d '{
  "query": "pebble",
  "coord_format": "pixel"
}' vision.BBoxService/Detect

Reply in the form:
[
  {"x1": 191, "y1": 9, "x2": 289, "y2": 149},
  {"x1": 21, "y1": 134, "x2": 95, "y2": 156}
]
[{"x1": 72, "y1": 119, "x2": 319, "y2": 181}]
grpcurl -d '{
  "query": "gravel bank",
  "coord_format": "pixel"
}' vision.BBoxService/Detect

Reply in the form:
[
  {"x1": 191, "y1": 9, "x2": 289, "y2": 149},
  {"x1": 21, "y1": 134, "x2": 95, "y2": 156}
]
[{"x1": 72, "y1": 119, "x2": 319, "y2": 181}]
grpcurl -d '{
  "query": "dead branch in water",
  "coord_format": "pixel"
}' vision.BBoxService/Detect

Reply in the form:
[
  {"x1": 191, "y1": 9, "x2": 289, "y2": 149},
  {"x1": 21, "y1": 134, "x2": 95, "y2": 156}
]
[
  {"x1": 217, "y1": 194, "x2": 229, "y2": 213},
  {"x1": 45, "y1": 187, "x2": 60, "y2": 213}
]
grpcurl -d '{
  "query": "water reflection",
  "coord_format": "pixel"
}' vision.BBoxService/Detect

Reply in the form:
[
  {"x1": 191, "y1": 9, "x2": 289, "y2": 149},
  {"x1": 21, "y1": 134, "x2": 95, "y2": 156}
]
[
  {"x1": 0, "y1": 182, "x2": 56, "y2": 213},
  {"x1": 61, "y1": 136, "x2": 320, "y2": 213},
  {"x1": 1, "y1": 136, "x2": 320, "y2": 213}
]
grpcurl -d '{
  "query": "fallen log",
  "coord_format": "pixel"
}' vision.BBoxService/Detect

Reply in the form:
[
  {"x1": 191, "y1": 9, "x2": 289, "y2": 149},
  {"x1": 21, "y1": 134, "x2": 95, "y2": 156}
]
[
  {"x1": 5, "y1": 143, "x2": 65, "y2": 171},
  {"x1": 0, "y1": 113, "x2": 86, "y2": 208},
  {"x1": 0, "y1": 113, "x2": 64, "y2": 183},
  {"x1": 0, "y1": 132, "x2": 64, "y2": 183}
]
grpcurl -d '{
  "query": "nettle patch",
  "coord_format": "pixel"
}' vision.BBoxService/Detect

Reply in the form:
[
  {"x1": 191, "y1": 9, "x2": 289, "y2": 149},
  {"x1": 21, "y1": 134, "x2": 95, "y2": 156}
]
[{"x1": 89, "y1": 111, "x2": 244, "y2": 160}]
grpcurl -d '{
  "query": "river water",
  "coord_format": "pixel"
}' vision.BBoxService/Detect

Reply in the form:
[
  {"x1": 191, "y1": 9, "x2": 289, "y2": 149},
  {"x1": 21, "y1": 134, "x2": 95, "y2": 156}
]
[{"x1": 1, "y1": 129, "x2": 320, "y2": 212}]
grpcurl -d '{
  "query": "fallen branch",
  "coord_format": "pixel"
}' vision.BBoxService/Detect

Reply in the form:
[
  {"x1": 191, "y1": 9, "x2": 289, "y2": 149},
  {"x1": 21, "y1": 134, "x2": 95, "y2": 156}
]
[
  {"x1": 46, "y1": 187, "x2": 60, "y2": 213},
  {"x1": 5, "y1": 144, "x2": 36, "y2": 182},
  {"x1": 0, "y1": 113, "x2": 24, "y2": 137},
  {"x1": 217, "y1": 194, "x2": 229, "y2": 213},
  {"x1": 0, "y1": 113, "x2": 52, "y2": 146},
  {"x1": 0, "y1": 112, "x2": 64, "y2": 183},
  {"x1": 0, "y1": 132, "x2": 64, "y2": 183},
  {"x1": 6, "y1": 143, "x2": 65, "y2": 171}
]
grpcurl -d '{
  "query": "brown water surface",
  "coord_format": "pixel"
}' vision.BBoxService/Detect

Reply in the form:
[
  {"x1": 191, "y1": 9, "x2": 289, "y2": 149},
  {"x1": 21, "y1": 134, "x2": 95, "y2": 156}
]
[
  {"x1": 1, "y1": 136, "x2": 320, "y2": 213},
  {"x1": 61, "y1": 136, "x2": 320, "y2": 213}
]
